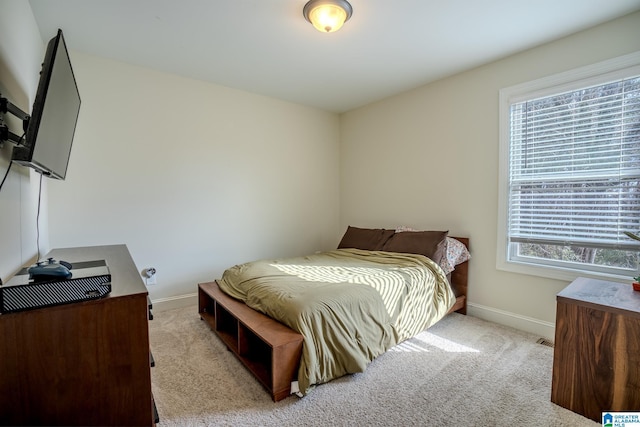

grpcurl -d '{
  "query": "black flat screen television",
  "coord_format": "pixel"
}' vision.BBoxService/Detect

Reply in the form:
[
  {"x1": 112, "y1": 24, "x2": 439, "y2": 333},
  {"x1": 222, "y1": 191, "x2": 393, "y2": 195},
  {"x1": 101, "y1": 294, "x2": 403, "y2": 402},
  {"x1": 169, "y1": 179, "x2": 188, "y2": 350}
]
[{"x1": 11, "y1": 29, "x2": 81, "y2": 180}]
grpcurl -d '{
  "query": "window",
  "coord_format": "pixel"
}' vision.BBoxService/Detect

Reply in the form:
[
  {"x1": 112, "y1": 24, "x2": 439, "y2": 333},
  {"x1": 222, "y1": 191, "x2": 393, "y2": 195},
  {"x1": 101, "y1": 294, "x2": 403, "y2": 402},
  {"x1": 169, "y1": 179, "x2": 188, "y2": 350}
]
[{"x1": 498, "y1": 53, "x2": 640, "y2": 281}]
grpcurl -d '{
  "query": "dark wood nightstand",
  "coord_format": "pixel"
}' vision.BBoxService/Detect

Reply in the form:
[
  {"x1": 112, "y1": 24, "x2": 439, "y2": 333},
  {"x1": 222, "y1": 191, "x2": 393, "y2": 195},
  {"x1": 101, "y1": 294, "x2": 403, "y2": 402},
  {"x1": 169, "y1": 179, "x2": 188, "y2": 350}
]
[{"x1": 551, "y1": 277, "x2": 640, "y2": 422}]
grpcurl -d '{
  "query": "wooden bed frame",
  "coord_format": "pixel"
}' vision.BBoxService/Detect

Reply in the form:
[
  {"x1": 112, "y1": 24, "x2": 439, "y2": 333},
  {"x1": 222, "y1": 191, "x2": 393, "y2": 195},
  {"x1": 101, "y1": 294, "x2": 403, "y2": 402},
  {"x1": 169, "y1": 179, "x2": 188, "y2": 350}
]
[
  {"x1": 448, "y1": 236, "x2": 469, "y2": 315},
  {"x1": 198, "y1": 236, "x2": 469, "y2": 401}
]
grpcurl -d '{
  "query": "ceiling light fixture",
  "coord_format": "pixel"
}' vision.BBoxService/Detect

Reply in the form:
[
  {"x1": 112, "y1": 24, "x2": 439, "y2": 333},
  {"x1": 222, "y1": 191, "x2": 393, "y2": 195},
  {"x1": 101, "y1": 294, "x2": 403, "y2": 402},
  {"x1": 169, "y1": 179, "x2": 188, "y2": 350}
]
[{"x1": 303, "y1": 0, "x2": 353, "y2": 33}]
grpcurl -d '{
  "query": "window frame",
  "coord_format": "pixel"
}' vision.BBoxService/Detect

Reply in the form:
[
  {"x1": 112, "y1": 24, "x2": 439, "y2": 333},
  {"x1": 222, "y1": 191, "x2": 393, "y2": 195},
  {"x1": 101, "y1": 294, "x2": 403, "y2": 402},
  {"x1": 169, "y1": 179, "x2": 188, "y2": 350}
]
[{"x1": 497, "y1": 51, "x2": 640, "y2": 282}]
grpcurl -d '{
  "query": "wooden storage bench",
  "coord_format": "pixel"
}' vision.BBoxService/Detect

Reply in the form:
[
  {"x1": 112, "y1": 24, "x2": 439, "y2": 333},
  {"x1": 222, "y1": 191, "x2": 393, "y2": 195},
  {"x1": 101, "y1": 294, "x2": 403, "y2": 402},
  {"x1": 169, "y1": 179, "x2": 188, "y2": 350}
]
[{"x1": 198, "y1": 281, "x2": 303, "y2": 401}]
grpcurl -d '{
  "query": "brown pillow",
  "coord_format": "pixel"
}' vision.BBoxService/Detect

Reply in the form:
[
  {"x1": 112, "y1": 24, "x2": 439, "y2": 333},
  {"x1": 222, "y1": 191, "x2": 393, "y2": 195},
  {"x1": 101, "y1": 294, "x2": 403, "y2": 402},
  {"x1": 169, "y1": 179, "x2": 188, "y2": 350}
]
[
  {"x1": 337, "y1": 226, "x2": 395, "y2": 251},
  {"x1": 381, "y1": 230, "x2": 449, "y2": 263}
]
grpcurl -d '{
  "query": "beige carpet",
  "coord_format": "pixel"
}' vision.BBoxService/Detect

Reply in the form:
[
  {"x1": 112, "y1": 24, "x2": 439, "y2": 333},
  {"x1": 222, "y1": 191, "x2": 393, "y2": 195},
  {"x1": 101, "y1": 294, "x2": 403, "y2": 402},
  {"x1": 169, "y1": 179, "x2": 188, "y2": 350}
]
[{"x1": 149, "y1": 305, "x2": 597, "y2": 426}]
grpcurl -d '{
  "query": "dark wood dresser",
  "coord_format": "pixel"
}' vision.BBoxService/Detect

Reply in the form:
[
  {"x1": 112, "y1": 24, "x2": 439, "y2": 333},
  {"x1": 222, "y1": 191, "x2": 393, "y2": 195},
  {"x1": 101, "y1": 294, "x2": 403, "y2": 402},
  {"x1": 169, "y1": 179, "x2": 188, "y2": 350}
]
[
  {"x1": 0, "y1": 244, "x2": 156, "y2": 426},
  {"x1": 551, "y1": 277, "x2": 640, "y2": 422}
]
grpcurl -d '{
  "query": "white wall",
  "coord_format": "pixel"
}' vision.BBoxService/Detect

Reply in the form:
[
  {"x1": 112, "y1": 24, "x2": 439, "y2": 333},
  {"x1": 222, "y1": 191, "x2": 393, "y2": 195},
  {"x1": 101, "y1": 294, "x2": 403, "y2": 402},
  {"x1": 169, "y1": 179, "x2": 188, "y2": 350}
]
[
  {"x1": 340, "y1": 11, "x2": 640, "y2": 338},
  {"x1": 0, "y1": 0, "x2": 50, "y2": 283},
  {"x1": 4, "y1": 2, "x2": 638, "y2": 336},
  {"x1": 47, "y1": 53, "x2": 341, "y2": 306}
]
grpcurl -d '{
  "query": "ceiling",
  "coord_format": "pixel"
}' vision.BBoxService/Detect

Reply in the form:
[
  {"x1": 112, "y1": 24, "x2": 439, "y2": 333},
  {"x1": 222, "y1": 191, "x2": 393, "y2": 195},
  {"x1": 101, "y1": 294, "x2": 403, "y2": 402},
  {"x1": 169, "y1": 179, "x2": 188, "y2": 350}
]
[{"x1": 28, "y1": 0, "x2": 640, "y2": 113}]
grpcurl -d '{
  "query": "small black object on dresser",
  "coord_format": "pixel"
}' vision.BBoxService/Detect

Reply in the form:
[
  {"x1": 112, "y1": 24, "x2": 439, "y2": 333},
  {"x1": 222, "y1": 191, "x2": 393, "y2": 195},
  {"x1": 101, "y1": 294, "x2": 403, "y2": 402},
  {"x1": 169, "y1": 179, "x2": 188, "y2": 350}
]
[{"x1": 0, "y1": 260, "x2": 111, "y2": 313}]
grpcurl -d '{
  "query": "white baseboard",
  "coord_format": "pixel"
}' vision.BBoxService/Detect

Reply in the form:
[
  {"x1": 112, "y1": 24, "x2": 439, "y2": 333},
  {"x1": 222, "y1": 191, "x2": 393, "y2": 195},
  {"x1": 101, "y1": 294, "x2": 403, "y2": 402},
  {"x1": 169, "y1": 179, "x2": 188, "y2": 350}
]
[
  {"x1": 150, "y1": 293, "x2": 198, "y2": 312},
  {"x1": 467, "y1": 302, "x2": 556, "y2": 340}
]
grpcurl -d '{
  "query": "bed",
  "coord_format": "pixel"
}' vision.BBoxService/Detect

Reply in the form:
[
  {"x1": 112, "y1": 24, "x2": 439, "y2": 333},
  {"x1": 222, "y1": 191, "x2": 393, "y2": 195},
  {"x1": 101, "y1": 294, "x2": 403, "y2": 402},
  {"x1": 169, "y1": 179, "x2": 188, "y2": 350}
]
[{"x1": 199, "y1": 227, "x2": 470, "y2": 400}]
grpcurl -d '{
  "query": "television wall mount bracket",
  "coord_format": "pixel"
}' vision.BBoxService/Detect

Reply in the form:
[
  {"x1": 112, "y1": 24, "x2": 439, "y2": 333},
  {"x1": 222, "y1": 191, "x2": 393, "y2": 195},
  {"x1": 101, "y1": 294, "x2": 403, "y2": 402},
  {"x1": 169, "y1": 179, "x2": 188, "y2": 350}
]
[{"x1": 0, "y1": 94, "x2": 30, "y2": 147}]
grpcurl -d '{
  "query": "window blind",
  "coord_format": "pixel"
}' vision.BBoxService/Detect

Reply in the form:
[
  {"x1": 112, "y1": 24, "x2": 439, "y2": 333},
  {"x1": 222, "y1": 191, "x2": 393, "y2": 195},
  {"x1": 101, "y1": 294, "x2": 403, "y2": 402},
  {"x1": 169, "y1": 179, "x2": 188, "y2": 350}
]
[{"x1": 508, "y1": 76, "x2": 640, "y2": 251}]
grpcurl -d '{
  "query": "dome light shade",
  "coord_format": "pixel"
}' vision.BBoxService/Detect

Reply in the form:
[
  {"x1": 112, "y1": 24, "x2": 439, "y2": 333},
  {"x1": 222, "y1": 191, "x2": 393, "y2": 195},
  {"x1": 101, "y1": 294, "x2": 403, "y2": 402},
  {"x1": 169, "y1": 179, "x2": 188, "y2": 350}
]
[{"x1": 303, "y1": 0, "x2": 353, "y2": 33}]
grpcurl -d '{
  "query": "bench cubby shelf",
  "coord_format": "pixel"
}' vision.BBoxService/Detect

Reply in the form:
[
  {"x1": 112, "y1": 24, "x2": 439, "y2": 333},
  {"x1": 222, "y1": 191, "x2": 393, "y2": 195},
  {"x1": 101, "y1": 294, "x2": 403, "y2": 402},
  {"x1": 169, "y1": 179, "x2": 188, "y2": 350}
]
[{"x1": 198, "y1": 281, "x2": 303, "y2": 401}]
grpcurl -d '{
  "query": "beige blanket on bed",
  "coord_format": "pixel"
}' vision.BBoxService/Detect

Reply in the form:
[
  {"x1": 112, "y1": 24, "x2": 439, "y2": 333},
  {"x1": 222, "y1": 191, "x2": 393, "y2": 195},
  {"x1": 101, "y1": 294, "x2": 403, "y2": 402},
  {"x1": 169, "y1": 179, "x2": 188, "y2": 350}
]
[{"x1": 217, "y1": 248, "x2": 455, "y2": 396}]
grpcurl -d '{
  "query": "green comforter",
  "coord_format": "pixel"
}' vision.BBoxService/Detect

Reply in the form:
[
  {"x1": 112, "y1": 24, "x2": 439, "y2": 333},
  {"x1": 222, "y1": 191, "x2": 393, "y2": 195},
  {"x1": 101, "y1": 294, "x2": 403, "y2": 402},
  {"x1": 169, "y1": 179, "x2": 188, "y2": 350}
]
[{"x1": 217, "y1": 248, "x2": 455, "y2": 396}]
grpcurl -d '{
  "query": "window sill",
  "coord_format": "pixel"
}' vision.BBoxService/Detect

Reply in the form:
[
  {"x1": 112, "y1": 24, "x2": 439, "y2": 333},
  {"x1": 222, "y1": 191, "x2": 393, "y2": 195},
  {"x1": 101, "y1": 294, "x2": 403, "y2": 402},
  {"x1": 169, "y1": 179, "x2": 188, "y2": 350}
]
[{"x1": 496, "y1": 258, "x2": 631, "y2": 284}]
